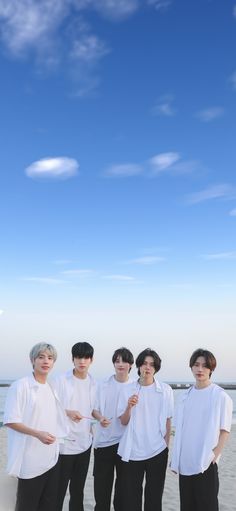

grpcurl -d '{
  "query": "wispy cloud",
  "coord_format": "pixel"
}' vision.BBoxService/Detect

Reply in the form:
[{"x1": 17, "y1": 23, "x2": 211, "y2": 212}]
[
  {"x1": 71, "y1": 34, "x2": 110, "y2": 63},
  {"x1": 147, "y1": 0, "x2": 172, "y2": 11},
  {"x1": 152, "y1": 94, "x2": 176, "y2": 117},
  {"x1": 22, "y1": 276, "x2": 67, "y2": 284},
  {"x1": 0, "y1": 0, "x2": 165, "y2": 94},
  {"x1": 230, "y1": 71, "x2": 236, "y2": 90},
  {"x1": 148, "y1": 152, "x2": 180, "y2": 173},
  {"x1": 127, "y1": 256, "x2": 165, "y2": 265},
  {"x1": 102, "y1": 274, "x2": 135, "y2": 281},
  {"x1": 94, "y1": 0, "x2": 139, "y2": 20},
  {"x1": 195, "y1": 107, "x2": 224, "y2": 122},
  {"x1": 104, "y1": 163, "x2": 143, "y2": 177},
  {"x1": 61, "y1": 269, "x2": 93, "y2": 276},
  {"x1": 229, "y1": 208, "x2": 236, "y2": 216},
  {"x1": 0, "y1": 309, "x2": 4, "y2": 315},
  {"x1": 25, "y1": 157, "x2": 79, "y2": 179},
  {"x1": 201, "y1": 252, "x2": 236, "y2": 261},
  {"x1": 187, "y1": 184, "x2": 235, "y2": 204}
]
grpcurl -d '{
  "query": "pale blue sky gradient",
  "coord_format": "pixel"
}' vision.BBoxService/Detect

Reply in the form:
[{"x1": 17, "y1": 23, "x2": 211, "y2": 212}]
[{"x1": 0, "y1": 0, "x2": 236, "y2": 380}]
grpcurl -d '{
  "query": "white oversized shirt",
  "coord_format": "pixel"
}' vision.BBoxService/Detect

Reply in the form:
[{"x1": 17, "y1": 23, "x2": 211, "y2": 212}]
[
  {"x1": 93, "y1": 375, "x2": 133, "y2": 449},
  {"x1": 171, "y1": 383, "x2": 233, "y2": 475},
  {"x1": 52, "y1": 370, "x2": 97, "y2": 454},
  {"x1": 117, "y1": 379, "x2": 173, "y2": 462},
  {"x1": 3, "y1": 375, "x2": 67, "y2": 478}
]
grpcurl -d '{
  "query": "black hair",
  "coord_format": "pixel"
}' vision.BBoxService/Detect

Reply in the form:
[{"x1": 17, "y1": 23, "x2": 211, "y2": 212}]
[
  {"x1": 71, "y1": 342, "x2": 94, "y2": 359},
  {"x1": 136, "y1": 348, "x2": 161, "y2": 375},
  {"x1": 189, "y1": 348, "x2": 216, "y2": 377},
  {"x1": 112, "y1": 347, "x2": 134, "y2": 368}
]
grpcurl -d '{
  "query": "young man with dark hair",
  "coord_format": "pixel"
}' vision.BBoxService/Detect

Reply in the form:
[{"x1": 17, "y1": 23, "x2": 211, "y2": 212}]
[
  {"x1": 93, "y1": 347, "x2": 134, "y2": 511},
  {"x1": 4, "y1": 343, "x2": 67, "y2": 511},
  {"x1": 52, "y1": 341, "x2": 96, "y2": 511},
  {"x1": 171, "y1": 348, "x2": 233, "y2": 511},
  {"x1": 117, "y1": 348, "x2": 173, "y2": 511}
]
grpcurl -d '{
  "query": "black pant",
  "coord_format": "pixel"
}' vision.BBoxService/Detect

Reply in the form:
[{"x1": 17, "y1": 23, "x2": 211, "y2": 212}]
[
  {"x1": 179, "y1": 462, "x2": 219, "y2": 511},
  {"x1": 56, "y1": 447, "x2": 91, "y2": 511},
  {"x1": 122, "y1": 447, "x2": 168, "y2": 511},
  {"x1": 93, "y1": 443, "x2": 124, "y2": 511},
  {"x1": 15, "y1": 460, "x2": 60, "y2": 511}
]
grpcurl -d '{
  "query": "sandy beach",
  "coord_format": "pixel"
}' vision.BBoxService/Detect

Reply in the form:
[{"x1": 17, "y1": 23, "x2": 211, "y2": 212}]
[{"x1": 0, "y1": 425, "x2": 235, "y2": 511}]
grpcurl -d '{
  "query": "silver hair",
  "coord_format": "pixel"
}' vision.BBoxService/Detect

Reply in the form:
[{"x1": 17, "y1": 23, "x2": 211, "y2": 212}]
[{"x1": 29, "y1": 342, "x2": 57, "y2": 364}]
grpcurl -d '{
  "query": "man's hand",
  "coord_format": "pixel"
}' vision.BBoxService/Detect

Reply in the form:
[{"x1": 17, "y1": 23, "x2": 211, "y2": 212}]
[
  {"x1": 36, "y1": 431, "x2": 56, "y2": 444},
  {"x1": 100, "y1": 416, "x2": 112, "y2": 428},
  {"x1": 66, "y1": 410, "x2": 83, "y2": 422}
]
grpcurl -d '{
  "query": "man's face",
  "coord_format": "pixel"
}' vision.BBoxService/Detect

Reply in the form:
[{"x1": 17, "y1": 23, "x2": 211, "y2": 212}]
[
  {"x1": 73, "y1": 356, "x2": 92, "y2": 377},
  {"x1": 33, "y1": 350, "x2": 55, "y2": 377},
  {"x1": 114, "y1": 356, "x2": 131, "y2": 378},
  {"x1": 191, "y1": 356, "x2": 211, "y2": 384},
  {"x1": 139, "y1": 355, "x2": 156, "y2": 379}
]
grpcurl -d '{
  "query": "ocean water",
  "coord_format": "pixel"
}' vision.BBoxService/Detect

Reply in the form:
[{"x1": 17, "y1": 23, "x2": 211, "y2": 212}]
[{"x1": 1, "y1": 381, "x2": 236, "y2": 424}]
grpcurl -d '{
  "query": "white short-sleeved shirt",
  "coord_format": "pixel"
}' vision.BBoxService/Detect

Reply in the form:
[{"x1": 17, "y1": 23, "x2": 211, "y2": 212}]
[
  {"x1": 117, "y1": 379, "x2": 173, "y2": 462},
  {"x1": 3, "y1": 376, "x2": 64, "y2": 478},
  {"x1": 52, "y1": 371, "x2": 97, "y2": 455},
  {"x1": 171, "y1": 383, "x2": 233, "y2": 475},
  {"x1": 93, "y1": 375, "x2": 132, "y2": 448}
]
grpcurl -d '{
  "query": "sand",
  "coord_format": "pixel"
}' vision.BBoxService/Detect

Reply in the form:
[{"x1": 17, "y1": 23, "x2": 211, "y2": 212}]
[{"x1": 0, "y1": 426, "x2": 235, "y2": 510}]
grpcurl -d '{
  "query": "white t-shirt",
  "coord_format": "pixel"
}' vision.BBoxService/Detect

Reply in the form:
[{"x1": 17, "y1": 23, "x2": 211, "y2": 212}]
[
  {"x1": 179, "y1": 384, "x2": 232, "y2": 475},
  {"x1": 20, "y1": 382, "x2": 58, "y2": 478},
  {"x1": 61, "y1": 375, "x2": 93, "y2": 454},
  {"x1": 118, "y1": 382, "x2": 168, "y2": 461},
  {"x1": 94, "y1": 376, "x2": 130, "y2": 448}
]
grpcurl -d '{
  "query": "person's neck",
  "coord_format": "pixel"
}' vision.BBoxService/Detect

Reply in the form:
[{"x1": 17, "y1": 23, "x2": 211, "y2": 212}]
[
  {"x1": 139, "y1": 376, "x2": 154, "y2": 386},
  {"x1": 33, "y1": 372, "x2": 47, "y2": 384},
  {"x1": 114, "y1": 373, "x2": 129, "y2": 383},
  {"x1": 195, "y1": 380, "x2": 211, "y2": 389},
  {"x1": 73, "y1": 368, "x2": 88, "y2": 380}
]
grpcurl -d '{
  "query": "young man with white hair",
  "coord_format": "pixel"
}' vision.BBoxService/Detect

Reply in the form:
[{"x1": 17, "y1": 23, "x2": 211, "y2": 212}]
[{"x1": 4, "y1": 342, "x2": 67, "y2": 511}]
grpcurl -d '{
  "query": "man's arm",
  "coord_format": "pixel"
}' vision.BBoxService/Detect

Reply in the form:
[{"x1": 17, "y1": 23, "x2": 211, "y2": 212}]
[
  {"x1": 164, "y1": 417, "x2": 171, "y2": 447},
  {"x1": 120, "y1": 394, "x2": 138, "y2": 425},
  {"x1": 212, "y1": 429, "x2": 230, "y2": 463},
  {"x1": 5, "y1": 423, "x2": 56, "y2": 444},
  {"x1": 92, "y1": 409, "x2": 111, "y2": 427}
]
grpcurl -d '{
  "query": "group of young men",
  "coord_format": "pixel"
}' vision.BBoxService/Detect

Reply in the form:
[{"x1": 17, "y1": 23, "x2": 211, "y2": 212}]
[{"x1": 3, "y1": 341, "x2": 233, "y2": 511}]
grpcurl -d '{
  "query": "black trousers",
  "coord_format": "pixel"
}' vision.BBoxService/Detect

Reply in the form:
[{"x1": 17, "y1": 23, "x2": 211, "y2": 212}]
[
  {"x1": 179, "y1": 462, "x2": 219, "y2": 511},
  {"x1": 122, "y1": 447, "x2": 168, "y2": 511},
  {"x1": 56, "y1": 447, "x2": 91, "y2": 511},
  {"x1": 15, "y1": 460, "x2": 60, "y2": 511},
  {"x1": 93, "y1": 443, "x2": 124, "y2": 511}
]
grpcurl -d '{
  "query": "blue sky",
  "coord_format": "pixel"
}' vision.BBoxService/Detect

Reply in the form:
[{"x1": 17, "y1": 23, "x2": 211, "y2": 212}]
[{"x1": 0, "y1": 0, "x2": 236, "y2": 380}]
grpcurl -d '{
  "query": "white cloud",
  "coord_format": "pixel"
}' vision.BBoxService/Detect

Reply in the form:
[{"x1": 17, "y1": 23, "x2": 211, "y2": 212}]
[
  {"x1": 202, "y1": 252, "x2": 236, "y2": 261},
  {"x1": 128, "y1": 256, "x2": 165, "y2": 265},
  {"x1": 25, "y1": 157, "x2": 79, "y2": 179},
  {"x1": 230, "y1": 71, "x2": 236, "y2": 90},
  {"x1": 71, "y1": 34, "x2": 110, "y2": 62},
  {"x1": 93, "y1": 0, "x2": 139, "y2": 20},
  {"x1": 103, "y1": 274, "x2": 135, "y2": 281},
  {"x1": 149, "y1": 152, "x2": 180, "y2": 173},
  {"x1": 229, "y1": 208, "x2": 236, "y2": 216},
  {"x1": 105, "y1": 163, "x2": 143, "y2": 177},
  {"x1": 147, "y1": 0, "x2": 172, "y2": 10},
  {"x1": 0, "y1": 309, "x2": 4, "y2": 315},
  {"x1": 0, "y1": 0, "x2": 67, "y2": 55},
  {"x1": 187, "y1": 184, "x2": 235, "y2": 204},
  {"x1": 152, "y1": 94, "x2": 176, "y2": 117},
  {"x1": 196, "y1": 107, "x2": 224, "y2": 122},
  {"x1": 22, "y1": 276, "x2": 67, "y2": 284},
  {"x1": 61, "y1": 269, "x2": 93, "y2": 276}
]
